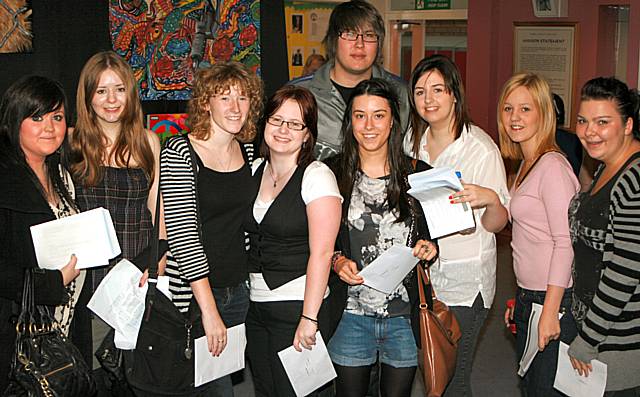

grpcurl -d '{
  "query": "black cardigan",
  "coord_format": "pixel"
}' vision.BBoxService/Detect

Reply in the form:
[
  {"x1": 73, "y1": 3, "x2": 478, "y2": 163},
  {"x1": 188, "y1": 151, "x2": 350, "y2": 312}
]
[
  {"x1": 323, "y1": 155, "x2": 435, "y2": 347},
  {"x1": 0, "y1": 161, "x2": 69, "y2": 391}
]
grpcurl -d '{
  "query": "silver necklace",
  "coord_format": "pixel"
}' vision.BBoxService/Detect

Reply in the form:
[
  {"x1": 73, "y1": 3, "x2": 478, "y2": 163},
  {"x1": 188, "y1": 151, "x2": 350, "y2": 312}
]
[{"x1": 267, "y1": 163, "x2": 297, "y2": 188}]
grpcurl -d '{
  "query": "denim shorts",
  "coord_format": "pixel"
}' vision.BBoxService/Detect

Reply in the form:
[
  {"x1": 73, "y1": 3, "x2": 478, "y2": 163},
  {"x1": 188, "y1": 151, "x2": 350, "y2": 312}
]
[{"x1": 327, "y1": 311, "x2": 417, "y2": 368}]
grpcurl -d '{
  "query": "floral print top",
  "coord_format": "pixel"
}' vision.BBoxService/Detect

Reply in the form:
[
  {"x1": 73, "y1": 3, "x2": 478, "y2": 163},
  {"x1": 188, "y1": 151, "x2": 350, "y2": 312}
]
[{"x1": 345, "y1": 171, "x2": 411, "y2": 318}]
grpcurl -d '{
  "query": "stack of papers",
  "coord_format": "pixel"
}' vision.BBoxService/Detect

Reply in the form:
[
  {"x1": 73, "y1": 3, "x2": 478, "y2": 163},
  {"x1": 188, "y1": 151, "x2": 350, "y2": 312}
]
[
  {"x1": 407, "y1": 167, "x2": 475, "y2": 238},
  {"x1": 278, "y1": 332, "x2": 336, "y2": 397},
  {"x1": 518, "y1": 302, "x2": 563, "y2": 376},
  {"x1": 30, "y1": 207, "x2": 121, "y2": 269}
]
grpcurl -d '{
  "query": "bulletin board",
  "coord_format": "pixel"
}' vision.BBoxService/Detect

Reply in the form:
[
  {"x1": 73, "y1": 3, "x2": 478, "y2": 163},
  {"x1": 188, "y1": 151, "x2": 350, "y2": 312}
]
[{"x1": 284, "y1": 1, "x2": 336, "y2": 79}]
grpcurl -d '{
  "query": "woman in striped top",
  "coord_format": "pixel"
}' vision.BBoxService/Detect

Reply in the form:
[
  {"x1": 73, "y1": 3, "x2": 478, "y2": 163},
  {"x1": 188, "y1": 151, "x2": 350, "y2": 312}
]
[
  {"x1": 161, "y1": 62, "x2": 263, "y2": 395},
  {"x1": 568, "y1": 77, "x2": 640, "y2": 395}
]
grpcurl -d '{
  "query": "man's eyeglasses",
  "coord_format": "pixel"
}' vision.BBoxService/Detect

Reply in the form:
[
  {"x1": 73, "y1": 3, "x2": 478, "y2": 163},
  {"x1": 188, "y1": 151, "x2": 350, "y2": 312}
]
[
  {"x1": 338, "y1": 31, "x2": 378, "y2": 43},
  {"x1": 267, "y1": 116, "x2": 306, "y2": 131}
]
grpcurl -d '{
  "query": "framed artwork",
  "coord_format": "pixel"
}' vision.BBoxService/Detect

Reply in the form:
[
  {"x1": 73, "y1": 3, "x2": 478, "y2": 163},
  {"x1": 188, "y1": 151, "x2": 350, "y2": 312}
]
[
  {"x1": 0, "y1": 0, "x2": 32, "y2": 53},
  {"x1": 110, "y1": 0, "x2": 260, "y2": 100},
  {"x1": 531, "y1": 0, "x2": 568, "y2": 18}
]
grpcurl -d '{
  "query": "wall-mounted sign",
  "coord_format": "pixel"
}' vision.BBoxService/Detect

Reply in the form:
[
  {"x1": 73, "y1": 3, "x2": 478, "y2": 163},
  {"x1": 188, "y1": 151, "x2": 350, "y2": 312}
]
[{"x1": 514, "y1": 24, "x2": 577, "y2": 128}]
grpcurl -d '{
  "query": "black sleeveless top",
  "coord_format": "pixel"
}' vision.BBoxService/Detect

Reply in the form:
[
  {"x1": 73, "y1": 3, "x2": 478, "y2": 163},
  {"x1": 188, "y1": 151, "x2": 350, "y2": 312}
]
[
  {"x1": 245, "y1": 162, "x2": 310, "y2": 289},
  {"x1": 193, "y1": 144, "x2": 256, "y2": 288}
]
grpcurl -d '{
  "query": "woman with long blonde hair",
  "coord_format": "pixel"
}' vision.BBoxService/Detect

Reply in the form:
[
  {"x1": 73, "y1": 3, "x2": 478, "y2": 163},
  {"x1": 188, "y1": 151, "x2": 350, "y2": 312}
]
[
  {"x1": 70, "y1": 51, "x2": 163, "y2": 375},
  {"x1": 500, "y1": 73, "x2": 579, "y2": 396}
]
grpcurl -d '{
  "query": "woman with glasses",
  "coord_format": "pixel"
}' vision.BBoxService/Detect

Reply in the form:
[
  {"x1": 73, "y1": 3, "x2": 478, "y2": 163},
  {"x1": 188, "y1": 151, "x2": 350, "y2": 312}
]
[
  {"x1": 326, "y1": 78, "x2": 437, "y2": 397},
  {"x1": 160, "y1": 62, "x2": 263, "y2": 395},
  {"x1": 244, "y1": 85, "x2": 342, "y2": 397}
]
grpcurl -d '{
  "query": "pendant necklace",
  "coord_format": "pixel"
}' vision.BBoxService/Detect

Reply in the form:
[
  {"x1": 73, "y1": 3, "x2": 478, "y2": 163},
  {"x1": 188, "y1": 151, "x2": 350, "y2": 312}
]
[{"x1": 268, "y1": 163, "x2": 296, "y2": 188}]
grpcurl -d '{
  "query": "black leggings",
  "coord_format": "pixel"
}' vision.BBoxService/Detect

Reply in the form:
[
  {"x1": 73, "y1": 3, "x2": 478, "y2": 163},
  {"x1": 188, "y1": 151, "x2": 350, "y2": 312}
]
[{"x1": 334, "y1": 363, "x2": 416, "y2": 397}]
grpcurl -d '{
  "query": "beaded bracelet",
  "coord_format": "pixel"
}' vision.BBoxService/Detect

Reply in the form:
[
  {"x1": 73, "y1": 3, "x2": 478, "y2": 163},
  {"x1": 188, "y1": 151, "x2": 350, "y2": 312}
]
[{"x1": 331, "y1": 251, "x2": 343, "y2": 273}]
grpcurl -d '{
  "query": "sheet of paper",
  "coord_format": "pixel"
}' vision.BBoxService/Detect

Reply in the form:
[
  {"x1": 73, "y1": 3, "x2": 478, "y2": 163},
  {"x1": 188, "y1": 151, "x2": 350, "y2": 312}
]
[
  {"x1": 278, "y1": 332, "x2": 337, "y2": 397},
  {"x1": 518, "y1": 302, "x2": 564, "y2": 376},
  {"x1": 88, "y1": 259, "x2": 148, "y2": 349},
  {"x1": 357, "y1": 245, "x2": 419, "y2": 295},
  {"x1": 156, "y1": 275, "x2": 172, "y2": 300},
  {"x1": 553, "y1": 342, "x2": 607, "y2": 397},
  {"x1": 194, "y1": 324, "x2": 247, "y2": 387},
  {"x1": 30, "y1": 207, "x2": 121, "y2": 269},
  {"x1": 407, "y1": 167, "x2": 475, "y2": 238}
]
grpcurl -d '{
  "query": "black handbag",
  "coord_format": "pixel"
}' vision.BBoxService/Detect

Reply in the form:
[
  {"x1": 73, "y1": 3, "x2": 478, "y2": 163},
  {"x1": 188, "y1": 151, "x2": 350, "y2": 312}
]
[
  {"x1": 122, "y1": 136, "x2": 204, "y2": 396},
  {"x1": 3, "y1": 269, "x2": 96, "y2": 397}
]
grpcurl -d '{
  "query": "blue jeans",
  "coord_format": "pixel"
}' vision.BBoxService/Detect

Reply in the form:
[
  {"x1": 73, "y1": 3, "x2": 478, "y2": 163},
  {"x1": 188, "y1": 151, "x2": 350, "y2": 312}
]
[
  {"x1": 514, "y1": 287, "x2": 577, "y2": 397},
  {"x1": 206, "y1": 281, "x2": 250, "y2": 397},
  {"x1": 443, "y1": 293, "x2": 489, "y2": 397}
]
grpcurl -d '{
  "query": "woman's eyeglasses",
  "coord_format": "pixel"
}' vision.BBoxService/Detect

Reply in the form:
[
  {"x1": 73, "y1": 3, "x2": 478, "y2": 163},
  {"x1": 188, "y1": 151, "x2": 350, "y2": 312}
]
[{"x1": 267, "y1": 116, "x2": 306, "y2": 131}]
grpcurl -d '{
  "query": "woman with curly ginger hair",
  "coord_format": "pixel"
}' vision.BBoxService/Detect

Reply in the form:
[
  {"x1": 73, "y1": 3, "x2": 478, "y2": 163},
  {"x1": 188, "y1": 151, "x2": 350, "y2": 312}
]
[{"x1": 161, "y1": 61, "x2": 263, "y2": 395}]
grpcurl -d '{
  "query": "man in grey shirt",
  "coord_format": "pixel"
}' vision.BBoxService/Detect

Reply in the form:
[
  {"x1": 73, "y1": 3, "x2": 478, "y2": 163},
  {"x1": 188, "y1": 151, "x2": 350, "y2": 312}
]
[{"x1": 291, "y1": 0, "x2": 410, "y2": 160}]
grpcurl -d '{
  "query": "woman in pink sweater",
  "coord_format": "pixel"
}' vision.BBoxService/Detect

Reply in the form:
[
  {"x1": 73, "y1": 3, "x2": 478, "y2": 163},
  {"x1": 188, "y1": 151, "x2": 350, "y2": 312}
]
[{"x1": 499, "y1": 73, "x2": 579, "y2": 396}]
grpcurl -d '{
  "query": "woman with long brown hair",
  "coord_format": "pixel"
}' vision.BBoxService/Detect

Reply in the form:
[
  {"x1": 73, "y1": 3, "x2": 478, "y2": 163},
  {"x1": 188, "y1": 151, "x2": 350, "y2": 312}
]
[{"x1": 70, "y1": 51, "x2": 162, "y2": 372}]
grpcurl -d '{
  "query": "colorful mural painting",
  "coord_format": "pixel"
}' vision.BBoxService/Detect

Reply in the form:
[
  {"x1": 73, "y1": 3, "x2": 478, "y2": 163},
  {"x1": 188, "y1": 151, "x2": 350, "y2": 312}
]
[
  {"x1": 110, "y1": 0, "x2": 260, "y2": 100},
  {"x1": 0, "y1": 0, "x2": 32, "y2": 53}
]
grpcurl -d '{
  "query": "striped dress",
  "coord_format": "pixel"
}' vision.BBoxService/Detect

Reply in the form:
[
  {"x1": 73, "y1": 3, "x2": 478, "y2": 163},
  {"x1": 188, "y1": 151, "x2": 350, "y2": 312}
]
[
  {"x1": 160, "y1": 135, "x2": 254, "y2": 312},
  {"x1": 568, "y1": 153, "x2": 640, "y2": 391}
]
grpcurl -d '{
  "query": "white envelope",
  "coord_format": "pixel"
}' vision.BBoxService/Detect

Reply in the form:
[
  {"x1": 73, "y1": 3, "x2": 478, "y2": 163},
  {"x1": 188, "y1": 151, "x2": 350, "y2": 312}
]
[
  {"x1": 278, "y1": 332, "x2": 337, "y2": 397},
  {"x1": 30, "y1": 207, "x2": 121, "y2": 269},
  {"x1": 554, "y1": 342, "x2": 607, "y2": 397},
  {"x1": 194, "y1": 324, "x2": 247, "y2": 387},
  {"x1": 358, "y1": 245, "x2": 419, "y2": 295}
]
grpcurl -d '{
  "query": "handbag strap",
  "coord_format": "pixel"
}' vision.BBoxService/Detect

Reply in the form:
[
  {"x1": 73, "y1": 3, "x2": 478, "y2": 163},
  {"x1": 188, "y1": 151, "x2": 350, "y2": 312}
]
[
  {"x1": 184, "y1": 134, "x2": 203, "y2": 242},
  {"x1": 147, "y1": 179, "x2": 162, "y2": 279},
  {"x1": 417, "y1": 265, "x2": 429, "y2": 308},
  {"x1": 416, "y1": 264, "x2": 439, "y2": 307}
]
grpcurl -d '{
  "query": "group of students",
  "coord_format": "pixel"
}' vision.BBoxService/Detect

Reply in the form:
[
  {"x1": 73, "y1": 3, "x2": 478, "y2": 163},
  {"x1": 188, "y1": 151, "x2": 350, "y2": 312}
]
[{"x1": 1, "y1": 1, "x2": 640, "y2": 397}]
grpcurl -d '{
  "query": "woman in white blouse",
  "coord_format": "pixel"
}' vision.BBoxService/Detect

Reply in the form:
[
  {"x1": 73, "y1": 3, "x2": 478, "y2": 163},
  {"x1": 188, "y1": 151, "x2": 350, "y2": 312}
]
[
  {"x1": 405, "y1": 55, "x2": 509, "y2": 396},
  {"x1": 244, "y1": 85, "x2": 342, "y2": 397}
]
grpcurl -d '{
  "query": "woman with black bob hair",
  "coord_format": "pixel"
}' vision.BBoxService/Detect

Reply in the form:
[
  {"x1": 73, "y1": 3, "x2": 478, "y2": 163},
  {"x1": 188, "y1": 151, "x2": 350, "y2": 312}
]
[
  {"x1": 325, "y1": 78, "x2": 437, "y2": 397},
  {"x1": 0, "y1": 76, "x2": 84, "y2": 392},
  {"x1": 568, "y1": 77, "x2": 640, "y2": 395}
]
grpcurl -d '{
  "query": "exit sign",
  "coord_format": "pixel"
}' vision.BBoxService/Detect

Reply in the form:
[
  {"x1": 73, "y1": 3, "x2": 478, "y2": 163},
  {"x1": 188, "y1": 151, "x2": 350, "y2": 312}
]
[{"x1": 416, "y1": 0, "x2": 451, "y2": 10}]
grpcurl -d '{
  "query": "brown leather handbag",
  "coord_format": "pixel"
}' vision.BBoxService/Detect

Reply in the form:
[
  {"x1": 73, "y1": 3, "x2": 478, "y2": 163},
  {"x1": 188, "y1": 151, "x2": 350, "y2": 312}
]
[{"x1": 417, "y1": 265, "x2": 462, "y2": 397}]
